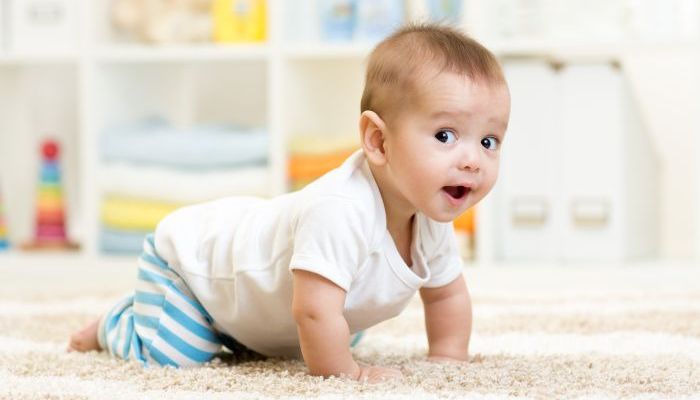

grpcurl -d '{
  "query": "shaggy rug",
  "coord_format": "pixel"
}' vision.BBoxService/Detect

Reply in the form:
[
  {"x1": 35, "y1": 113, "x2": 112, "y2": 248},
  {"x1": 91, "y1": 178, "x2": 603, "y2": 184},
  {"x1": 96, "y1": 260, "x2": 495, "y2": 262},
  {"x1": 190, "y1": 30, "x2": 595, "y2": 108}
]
[{"x1": 0, "y1": 257, "x2": 699, "y2": 399}]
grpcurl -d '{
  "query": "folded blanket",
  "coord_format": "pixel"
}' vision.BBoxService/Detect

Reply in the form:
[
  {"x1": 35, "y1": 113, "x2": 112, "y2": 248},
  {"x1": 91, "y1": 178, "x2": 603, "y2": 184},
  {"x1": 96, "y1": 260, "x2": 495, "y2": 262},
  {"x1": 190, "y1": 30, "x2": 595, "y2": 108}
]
[
  {"x1": 289, "y1": 179, "x2": 314, "y2": 192},
  {"x1": 287, "y1": 149, "x2": 355, "y2": 181},
  {"x1": 101, "y1": 117, "x2": 268, "y2": 170},
  {"x1": 288, "y1": 134, "x2": 358, "y2": 155},
  {"x1": 100, "y1": 163, "x2": 270, "y2": 203},
  {"x1": 101, "y1": 196, "x2": 182, "y2": 231},
  {"x1": 100, "y1": 227, "x2": 149, "y2": 255},
  {"x1": 454, "y1": 207, "x2": 475, "y2": 234}
]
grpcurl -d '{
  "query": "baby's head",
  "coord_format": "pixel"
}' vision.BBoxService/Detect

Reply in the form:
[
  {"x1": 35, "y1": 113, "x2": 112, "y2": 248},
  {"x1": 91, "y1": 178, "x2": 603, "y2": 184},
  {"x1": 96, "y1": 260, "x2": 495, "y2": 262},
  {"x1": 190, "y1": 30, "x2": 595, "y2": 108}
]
[{"x1": 359, "y1": 24, "x2": 510, "y2": 223}]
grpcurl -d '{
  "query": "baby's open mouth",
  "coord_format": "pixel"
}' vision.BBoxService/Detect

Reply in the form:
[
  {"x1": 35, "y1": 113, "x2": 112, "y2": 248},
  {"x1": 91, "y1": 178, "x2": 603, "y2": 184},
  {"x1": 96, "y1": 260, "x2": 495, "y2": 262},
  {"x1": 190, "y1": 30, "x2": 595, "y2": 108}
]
[{"x1": 442, "y1": 186, "x2": 468, "y2": 200}]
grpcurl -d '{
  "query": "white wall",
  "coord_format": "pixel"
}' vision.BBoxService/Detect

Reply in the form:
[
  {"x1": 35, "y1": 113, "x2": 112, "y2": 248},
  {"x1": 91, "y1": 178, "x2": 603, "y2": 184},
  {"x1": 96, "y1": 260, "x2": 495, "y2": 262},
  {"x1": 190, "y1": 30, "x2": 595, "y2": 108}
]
[{"x1": 622, "y1": 48, "x2": 700, "y2": 260}]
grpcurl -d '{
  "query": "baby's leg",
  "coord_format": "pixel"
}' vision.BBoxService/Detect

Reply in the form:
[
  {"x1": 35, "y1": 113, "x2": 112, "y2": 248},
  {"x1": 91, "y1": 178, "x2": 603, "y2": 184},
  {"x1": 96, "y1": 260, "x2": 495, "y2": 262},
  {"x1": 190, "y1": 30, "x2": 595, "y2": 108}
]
[
  {"x1": 66, "y1": 234, "x2": 222, "y2": 367},
  {"x1": 66, "y1": 294, "x2": 135, "y2": 358},
  {"x1": 102, "y1": 234, "x2": 222, "y2": 367},
  {"x1": 67, "y1": 316, "x2": 101, "y2": 352}
]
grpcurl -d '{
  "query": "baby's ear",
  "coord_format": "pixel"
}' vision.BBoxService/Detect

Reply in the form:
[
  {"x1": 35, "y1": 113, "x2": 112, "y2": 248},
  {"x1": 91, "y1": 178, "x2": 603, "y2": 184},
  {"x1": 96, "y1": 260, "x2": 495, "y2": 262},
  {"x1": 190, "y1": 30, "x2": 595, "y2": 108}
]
[{"x1": 359, "y1": 111, "x2": 388, "y2": 166}]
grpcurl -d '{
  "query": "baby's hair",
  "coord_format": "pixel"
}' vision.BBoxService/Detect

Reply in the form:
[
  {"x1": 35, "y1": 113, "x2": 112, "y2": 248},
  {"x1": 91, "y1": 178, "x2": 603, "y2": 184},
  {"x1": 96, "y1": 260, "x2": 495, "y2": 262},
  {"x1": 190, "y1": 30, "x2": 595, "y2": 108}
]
[{"x1": 361, "y1": 23, "x2": 505, "y2": 119}]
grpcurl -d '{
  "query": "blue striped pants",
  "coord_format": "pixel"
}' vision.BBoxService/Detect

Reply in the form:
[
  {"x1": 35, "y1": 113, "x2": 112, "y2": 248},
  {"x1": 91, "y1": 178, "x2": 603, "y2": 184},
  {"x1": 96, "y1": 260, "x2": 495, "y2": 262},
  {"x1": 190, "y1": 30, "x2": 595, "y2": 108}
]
[{"x1": 98, "y1": 234, "x2": 222, "y2": 367}]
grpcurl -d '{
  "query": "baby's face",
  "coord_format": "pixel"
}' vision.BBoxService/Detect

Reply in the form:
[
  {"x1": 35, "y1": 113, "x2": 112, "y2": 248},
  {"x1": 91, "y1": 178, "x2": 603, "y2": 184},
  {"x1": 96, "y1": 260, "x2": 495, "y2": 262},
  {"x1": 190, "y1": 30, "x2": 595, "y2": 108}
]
[{"x1": 382, "y1": 72, "x2": 510, "y2": 222}]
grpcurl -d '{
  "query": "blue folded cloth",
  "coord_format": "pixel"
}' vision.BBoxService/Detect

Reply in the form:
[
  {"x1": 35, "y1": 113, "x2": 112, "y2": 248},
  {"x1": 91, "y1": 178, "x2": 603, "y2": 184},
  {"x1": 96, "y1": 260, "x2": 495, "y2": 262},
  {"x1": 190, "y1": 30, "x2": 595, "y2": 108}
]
[
  {"x1": 101, "y1": 117, "x2": 269, "y2": 170},
  {"x1": 100, "y1": 227, "x2": 150, "y2": 255}
]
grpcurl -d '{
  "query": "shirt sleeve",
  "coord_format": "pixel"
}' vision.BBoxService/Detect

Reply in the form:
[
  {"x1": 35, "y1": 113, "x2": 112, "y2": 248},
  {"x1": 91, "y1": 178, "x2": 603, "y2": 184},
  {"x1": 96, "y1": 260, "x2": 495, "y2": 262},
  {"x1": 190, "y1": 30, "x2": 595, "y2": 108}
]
[
  {"x1": 289, "y1": 196, "x2": 370, "y2": 292},
  {"x1": 421, "y1": 217, "x2": 464, "y2": 288}
]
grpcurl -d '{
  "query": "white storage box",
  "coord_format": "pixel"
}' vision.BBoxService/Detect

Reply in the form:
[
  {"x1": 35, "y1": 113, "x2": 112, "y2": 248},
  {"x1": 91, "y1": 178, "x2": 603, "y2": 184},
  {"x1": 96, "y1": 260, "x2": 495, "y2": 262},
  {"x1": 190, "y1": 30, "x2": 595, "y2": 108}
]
[
  {"x1": 6, "y1": 0, "x2": 79, "y2": 54},
  {"x1": 493, "y1": 60, "x2": 659, "y2": 263},
  {"x1": 493, "y1": 61, "x2": 560, "y2": 262}
]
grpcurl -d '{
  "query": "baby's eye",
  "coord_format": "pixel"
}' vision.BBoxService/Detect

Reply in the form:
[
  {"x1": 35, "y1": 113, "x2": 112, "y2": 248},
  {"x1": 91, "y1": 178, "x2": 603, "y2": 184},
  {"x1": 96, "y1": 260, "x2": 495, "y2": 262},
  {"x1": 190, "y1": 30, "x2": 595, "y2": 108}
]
[
  {"x1": 435, "y1": 130, "x2": 457, "y2": 144},
  {"x1": 481, "y1": 136, "x2": 499, "y2": 150}
]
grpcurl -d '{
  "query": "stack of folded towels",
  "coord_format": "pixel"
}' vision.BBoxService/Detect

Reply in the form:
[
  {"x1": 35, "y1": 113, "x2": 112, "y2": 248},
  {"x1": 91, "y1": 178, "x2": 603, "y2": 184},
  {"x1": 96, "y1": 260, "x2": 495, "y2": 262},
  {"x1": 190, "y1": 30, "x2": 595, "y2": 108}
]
[
  {"x1": 99, "y1": 117, "x2": 269, "y2": 254},
  {"x1": 287, "y1": 134, "x2": 359, "y2": 191},
  {"x1": 453, "y1": 207, "x2": 475, "y2": 260}
]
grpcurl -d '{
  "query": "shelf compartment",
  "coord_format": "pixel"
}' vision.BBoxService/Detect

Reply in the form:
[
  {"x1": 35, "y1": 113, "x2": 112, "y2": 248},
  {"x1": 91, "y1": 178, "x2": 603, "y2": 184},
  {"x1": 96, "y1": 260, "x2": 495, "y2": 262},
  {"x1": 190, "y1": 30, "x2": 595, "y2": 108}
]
[{"x1": 0, "y1": 65, "x2": 80, "y2": 248}]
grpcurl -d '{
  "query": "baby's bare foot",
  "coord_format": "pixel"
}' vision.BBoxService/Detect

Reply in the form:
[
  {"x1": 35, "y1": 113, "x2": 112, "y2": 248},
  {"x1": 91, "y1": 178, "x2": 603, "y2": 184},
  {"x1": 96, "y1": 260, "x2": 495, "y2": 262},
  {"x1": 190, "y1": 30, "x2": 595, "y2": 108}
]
[{"x1": 67, "y1": 317, "x2": 101, "y2": 352}]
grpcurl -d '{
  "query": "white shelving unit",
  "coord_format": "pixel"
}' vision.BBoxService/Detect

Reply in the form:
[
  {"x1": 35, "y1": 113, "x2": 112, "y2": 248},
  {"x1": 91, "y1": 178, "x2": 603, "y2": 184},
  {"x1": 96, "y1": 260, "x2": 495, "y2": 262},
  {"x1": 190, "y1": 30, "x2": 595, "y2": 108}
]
[
  {"x1": 0, "y1": 1, "x2": 283, "y2": 259},
  {"x1": 0, "y1": 0, "x2": 697, "y2": 264}
]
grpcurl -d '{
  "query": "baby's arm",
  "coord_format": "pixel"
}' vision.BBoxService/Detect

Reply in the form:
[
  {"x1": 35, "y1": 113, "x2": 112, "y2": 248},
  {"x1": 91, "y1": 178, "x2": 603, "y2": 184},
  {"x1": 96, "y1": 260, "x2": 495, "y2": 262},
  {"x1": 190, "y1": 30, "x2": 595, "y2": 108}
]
[
  {"x1": 419, "y1": 275, "x2": 472, "y2": 361},
  {"x1": 291, "y1": 270, "x2": 402, "y2": 382}
]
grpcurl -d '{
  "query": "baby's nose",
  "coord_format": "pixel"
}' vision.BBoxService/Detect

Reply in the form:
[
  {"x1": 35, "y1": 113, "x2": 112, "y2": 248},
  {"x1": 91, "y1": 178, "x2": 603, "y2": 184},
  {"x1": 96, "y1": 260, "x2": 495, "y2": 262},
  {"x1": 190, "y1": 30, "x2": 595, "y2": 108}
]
[{"x1": 460, "y1": 144, "x2": 480, "y2": 171}]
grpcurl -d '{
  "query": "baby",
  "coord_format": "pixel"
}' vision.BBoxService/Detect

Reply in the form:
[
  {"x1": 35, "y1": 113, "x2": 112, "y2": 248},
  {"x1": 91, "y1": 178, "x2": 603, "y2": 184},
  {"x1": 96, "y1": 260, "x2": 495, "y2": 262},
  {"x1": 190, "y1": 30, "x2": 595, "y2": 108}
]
[{"x1": 69, "y1": 23, "x2": 510, "y2": 383}]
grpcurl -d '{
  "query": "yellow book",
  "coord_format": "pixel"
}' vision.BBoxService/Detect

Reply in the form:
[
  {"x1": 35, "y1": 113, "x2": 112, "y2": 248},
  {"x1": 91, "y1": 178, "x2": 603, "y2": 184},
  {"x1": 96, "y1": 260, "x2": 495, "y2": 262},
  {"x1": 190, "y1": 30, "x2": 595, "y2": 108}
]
[
  {"x1": 290, "y1": 179, "x2": 314, "y2": 191},
  {"x1": 213, "y1": 0, "x2": 267, "y2": 43},
  {"x1": 101, "y1": 197, "x2": 182, "y2": 231}
]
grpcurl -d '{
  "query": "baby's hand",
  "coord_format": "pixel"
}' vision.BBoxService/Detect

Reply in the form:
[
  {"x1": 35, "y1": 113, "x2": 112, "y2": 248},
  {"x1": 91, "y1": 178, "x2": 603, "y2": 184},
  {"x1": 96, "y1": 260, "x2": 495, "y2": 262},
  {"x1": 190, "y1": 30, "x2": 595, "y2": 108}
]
[{"x1": 356, "y1": 365, "x2": 403, "y2": 383}]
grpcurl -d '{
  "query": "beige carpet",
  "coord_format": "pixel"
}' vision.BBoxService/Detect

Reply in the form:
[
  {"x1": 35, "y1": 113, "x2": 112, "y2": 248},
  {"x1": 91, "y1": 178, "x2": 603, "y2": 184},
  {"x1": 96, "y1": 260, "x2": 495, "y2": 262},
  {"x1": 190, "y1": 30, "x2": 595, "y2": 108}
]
[{"x1": 1, "y1": 257, "x2": 699, "y2": 399}]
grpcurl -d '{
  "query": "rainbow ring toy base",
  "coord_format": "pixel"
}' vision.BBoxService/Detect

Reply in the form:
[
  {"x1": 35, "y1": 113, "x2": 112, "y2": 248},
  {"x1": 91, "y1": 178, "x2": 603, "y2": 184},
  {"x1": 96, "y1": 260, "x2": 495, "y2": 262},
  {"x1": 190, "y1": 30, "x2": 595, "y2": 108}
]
[{"x1": 21, "y1": 241, "x2": 80, "y2": 251}]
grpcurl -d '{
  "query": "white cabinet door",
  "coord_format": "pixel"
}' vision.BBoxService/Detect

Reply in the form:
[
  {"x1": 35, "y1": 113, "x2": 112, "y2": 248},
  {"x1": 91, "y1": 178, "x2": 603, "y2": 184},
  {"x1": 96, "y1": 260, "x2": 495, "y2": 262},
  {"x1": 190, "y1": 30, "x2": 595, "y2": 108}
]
[
  {"x1": 497, "y1": 61, "x2": 561, "y2": 261},
  {"x1": 560, "y1": 64, "x2": 625, "y2": 262},
  {"x1": 495, "y1": 62, "x2": 656, "y2": 263}
]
